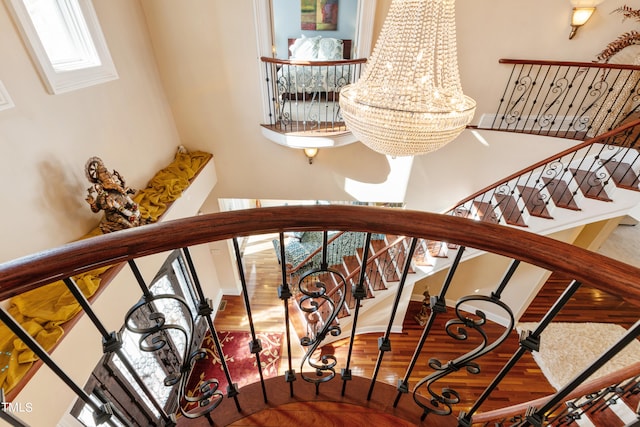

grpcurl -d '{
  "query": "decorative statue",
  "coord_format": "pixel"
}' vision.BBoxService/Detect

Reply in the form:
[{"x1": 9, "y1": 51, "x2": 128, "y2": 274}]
[
  {"x1": 85, "y1": 157, "x2": 145, "y2": 233},
  {"x1": 414, "y1": 288, "x2": 431, "y2": 326}
]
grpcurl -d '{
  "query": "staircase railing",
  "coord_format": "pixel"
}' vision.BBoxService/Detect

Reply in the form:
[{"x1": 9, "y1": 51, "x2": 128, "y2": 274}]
[
  {"x1": 1, "y1": 205, "x2": 639, "y2": 426},
  {"x1": 260, "y1": 57, "x2": 366, "y2": 133},
  {"x1": 485, "y1": 59, "x2": 640, "y2": 139},
  {"x1": 447, "y1": 118, "x2": 640, "y2": 226},
  {"x1": 473, "y1": 361, "x2": 640, "y2": 426}
]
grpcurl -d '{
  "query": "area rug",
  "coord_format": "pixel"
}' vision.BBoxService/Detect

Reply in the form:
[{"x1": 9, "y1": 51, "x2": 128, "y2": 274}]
[
  {"x1": 516, "y1": 322, "x2": 640, "y2": 390},
  {"x1": 183, "y1": 330, "x2": 282, "y2": 408}
]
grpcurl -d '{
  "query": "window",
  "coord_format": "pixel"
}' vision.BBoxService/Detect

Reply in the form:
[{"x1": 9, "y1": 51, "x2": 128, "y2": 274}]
[{"x1": 5, "y1": 0, "x2": 118, "y2": 94}]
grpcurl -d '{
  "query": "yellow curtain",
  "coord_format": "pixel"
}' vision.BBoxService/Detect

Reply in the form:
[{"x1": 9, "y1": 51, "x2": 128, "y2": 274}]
[{"x1": 0, "y1": 150, "x2": 212, "y2": 394}]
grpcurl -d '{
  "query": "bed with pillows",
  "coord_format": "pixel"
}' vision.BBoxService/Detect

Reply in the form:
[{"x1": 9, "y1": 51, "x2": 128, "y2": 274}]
[{"x1": 276, "y1": 35, "x2": 353, "y2": 101}]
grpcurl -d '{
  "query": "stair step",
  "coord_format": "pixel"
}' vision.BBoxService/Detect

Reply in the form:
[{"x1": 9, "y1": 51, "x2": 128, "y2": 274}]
[
  {"x1": 472, "y1": 201, "x2": 500, "y2": 223},
  {"x1": 604, "y1": 161, "x2": 640, "y2": 191},
  {"x1": 343, "y1": 254, "x2": 375, "y2": 297},
  {"x1": 584, "y1": 400, "x2": 635, "y2": 427},
  {"x1": 355, "y1": 247, "x2": 386, "y2": 293},
  {"x1": 429, "y1": 240, "x2": 449, "y2": 258},
  {"x1": 542, "y1": 177, "x2": 581, "y2": 210},
  {"x1": 518, "y1": 185, "x2": 553, "y2": 219},
  {"x1": 571, "y1": 168, "x2": 613, "y2": 202},
  {"x1": 371, "y1": 239, "x2": 399, "y2": 283},
  {"x1": 494, "y1": 194, "x2": 528, "y2": 227},
  {"x1": 621, "y1": 386, "x2": 640, "y2": 415},
  {"x1": 329, "y1": 263, "x2": 356, "y2": 310}
]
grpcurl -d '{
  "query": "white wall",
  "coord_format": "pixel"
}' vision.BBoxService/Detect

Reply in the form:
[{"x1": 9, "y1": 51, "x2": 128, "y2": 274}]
[
  {"x1": 0, "y1": 0, "x2": 182, "y2": 263},
  {"x1": 138, "y1": 0, "x2": 637, "y2": 215}
]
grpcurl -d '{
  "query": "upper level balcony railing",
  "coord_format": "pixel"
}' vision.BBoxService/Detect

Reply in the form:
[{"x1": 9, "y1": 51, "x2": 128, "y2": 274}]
[
  {"x1": 482, "y1": 59, "x2": 640, "y2": 139},
  {"x1": 0, "y1": 205, "x2": 639, "y2": 426},
  {"x1": 260, "y1": 56, "x2": 366, "y2": 134}
]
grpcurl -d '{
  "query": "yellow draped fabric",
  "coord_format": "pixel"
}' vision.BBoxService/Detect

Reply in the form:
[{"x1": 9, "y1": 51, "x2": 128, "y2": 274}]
[{"x1": 0, "y1": 150, "x2": 212, "y2": 394}]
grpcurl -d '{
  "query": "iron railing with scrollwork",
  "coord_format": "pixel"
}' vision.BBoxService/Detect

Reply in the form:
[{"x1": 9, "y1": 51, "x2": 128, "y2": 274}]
[
  {"x1": 260, "y1": 56, "x2": 366, "y2": 133},
  {"x1": 447, "y1": 118, "x2": 640, "y2": 227},
  {"x1": 1, "y1": 205, "x2": 639, "y2": 426},
  {"x1": 485, "y1": 59, "x2": 640, "y2": 139}
]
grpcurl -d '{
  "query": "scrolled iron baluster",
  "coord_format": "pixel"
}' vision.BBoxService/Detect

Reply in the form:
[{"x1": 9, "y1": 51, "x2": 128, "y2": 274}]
[
  {"x1": 503, "y1": 75, "x2": 533, "y2": 126},
  {"x1": 297, "y1": 267, "x2": 347, "y2": 394},
  {"x1": 123, "y1": 293, "x2": 223, "y2": 420},
  {"x1": 537, "y1": 160, "x2": 567, "y2": 190},
  {"x1": 412, "y1": 294, "x2": 514, "y2": 420},
  {"x1": 536, "y1": 77, "x2": 569, "y2": 131},
  {"x1": 573, "y1": 78, "x2": 610, "y2": 133}
]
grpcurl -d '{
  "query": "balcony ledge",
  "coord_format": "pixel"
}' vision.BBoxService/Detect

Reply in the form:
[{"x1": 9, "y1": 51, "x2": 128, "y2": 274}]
[{"x1": 261, "y1": 125, "x2": 359, "y2": 149}]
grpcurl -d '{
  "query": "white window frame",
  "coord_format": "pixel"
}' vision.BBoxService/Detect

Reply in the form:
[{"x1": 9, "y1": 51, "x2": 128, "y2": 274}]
[{"x1": 4, "y1": 0, "x2": 118, "y2": 94}]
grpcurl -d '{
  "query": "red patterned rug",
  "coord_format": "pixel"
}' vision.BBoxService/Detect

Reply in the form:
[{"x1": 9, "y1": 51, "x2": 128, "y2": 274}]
[{"x1": 183, "y1": 330, "x2": 283, "y2": 407}]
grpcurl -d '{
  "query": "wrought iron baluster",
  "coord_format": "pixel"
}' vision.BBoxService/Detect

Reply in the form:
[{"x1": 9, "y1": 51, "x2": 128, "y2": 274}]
[
  {"x1": 0, "y1": 307, "x2": 114, "y2": 426},
  {"x1": 501, "y1": 64, "x2": 532, "y2": 131},
  {"x1": 297, "y1": 230, "x2": 347, "y2": 395},
  {"x1": 367, "y1": 238, "x2": 418, "y2": 400},
  {"x1": 126, "y1": 259, "x2": 222, "y2": 423},
  {"x1": 62, "y1": 277, "x2": 171, "y2": 426},
  {"x1": 413, "y1": 259, "x2": 518, "y2": 421},
  {"x1": 341, "y1": 232, "x2": 373, "y2": 396},
  {"x1": 525, "y1": 320, "x2": 640, "y2": 427},
  {"x1": 276, "y1": 232, "x2": 296, "y2": 397},
  {"x1": 492, "y1": 64, "x2": 519, "y2": 129},
  {"x1": 535, "y1": 66, "x2": 574, "y2": 136},
  {"x1": 526, "y1": 64, "x2": 553, "y2": 132},
  {"x1": 459, "y1": 277, "x2": 583, "y2": 425},
  {"x1": 180, "y1": 248, "x2": 241, "y2": 416},
  {"x1": 394, "y1": 245, "x2": 466, "y2": 407},
  {"x1": 232, "y1": 238, "x2": 268, "y2": 404},
  {"x1": 566, "y1": 66, "x2": 604, "y2": 138},
  {"x1": 0, "y1": 389, "x2": 29, "y2": 427}
]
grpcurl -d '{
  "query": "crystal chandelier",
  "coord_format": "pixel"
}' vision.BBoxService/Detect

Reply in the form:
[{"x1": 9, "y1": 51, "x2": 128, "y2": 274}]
[{"x1": 339, "y1": 0, "x2": 476, "y2": 157}]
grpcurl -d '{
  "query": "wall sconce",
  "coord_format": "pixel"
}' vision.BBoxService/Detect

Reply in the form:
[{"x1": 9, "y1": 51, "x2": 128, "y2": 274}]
[
  {"x1": 303, "y1": 147, "x2": 318, "y2": 164},
  {"x1": 569, "y1": 7, "x2": 595, "y2": 40}
]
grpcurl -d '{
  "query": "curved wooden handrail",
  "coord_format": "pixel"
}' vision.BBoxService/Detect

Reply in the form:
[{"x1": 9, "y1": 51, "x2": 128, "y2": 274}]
[
  {"x1": 2, "y1": 205, "x2": 640, "y2": 308},
  {"x1": 499, "y1": 58, "x2": 640, "y2": 72},
  {"x1": 448, "y1": 117, "x2": 640, "y2": 214},
  {"x1": 260, "y1": 56, "x2": 367, "y2": 67},
  {"x1": 472, "y1": 361, "x2": 640, "y2": 424}
]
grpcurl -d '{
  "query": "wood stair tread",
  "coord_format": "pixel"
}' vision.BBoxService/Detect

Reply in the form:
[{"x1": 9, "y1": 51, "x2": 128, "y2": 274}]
[
  {"x1": 571, "y1": 168, "x2": 613, "y2": 202},
  {"x1": 472, "y1": 201, "x2": 500, "y2": 223},
  {"x1": 494, "y1": 194, "x2": 528, "y2": 227},
  {"x1": 582, "y1": 401, "x2": 635, "y2": 427},
  {"x1": 517, "y1": 185, "x2": 553, "y2": 219},
  {"x1": 604, "y1": 161, "x2": 640, "y2": 191},
  {"x1": 541, "y1": 177, "x2": 581, "y2": 210}
]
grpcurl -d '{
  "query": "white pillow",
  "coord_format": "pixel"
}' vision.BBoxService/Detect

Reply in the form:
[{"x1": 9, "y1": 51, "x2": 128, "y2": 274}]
[
  {"x1": 317, "y1": 38, "x2": 344, "y2": 60},
  {"x1": 289, "y1": 35, "x2": 321, "y2": 59}
]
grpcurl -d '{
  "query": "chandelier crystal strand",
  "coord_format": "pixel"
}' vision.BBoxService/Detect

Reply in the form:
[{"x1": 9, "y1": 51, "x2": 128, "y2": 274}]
[{"x1": 339, "y1": 0, "x2": 475, "y2": 157}]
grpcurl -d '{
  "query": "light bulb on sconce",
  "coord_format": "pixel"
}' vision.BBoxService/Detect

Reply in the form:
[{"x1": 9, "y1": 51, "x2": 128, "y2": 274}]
[
  {"x1": 569, "y1": 7, "x2": 595, "y2": 40},
  {"x1": 303, "y1": 147, "x2": 318, "y2": 164}
]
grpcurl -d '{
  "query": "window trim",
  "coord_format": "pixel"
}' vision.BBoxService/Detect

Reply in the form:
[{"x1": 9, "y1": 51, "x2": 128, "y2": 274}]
[{"x1": 4, "y1": 0, "x2": 118, "y2": 94}]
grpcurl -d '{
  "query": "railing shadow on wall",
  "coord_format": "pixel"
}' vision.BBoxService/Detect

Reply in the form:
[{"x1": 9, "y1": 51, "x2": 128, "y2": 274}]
[
  {"x1": 0, "y1": 205, "x2": 639, "y2": 426},
  {"x1": 260, "y1": 56, "x2": 366, "y2": 134}
]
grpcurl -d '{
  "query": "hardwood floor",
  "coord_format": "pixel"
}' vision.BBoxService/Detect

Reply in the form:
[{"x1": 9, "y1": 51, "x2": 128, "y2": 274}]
[{"x1": 206, "y1": 233, "x2": 639, "y2": 425}]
